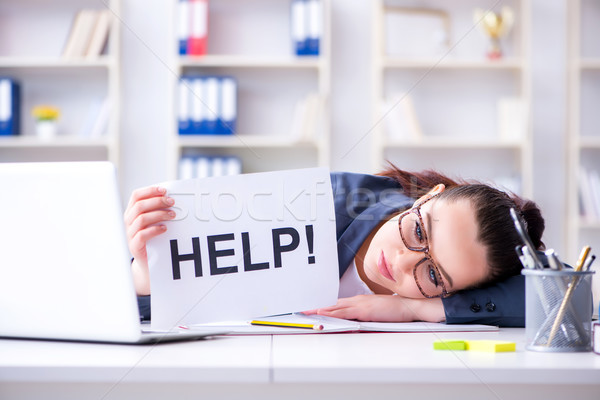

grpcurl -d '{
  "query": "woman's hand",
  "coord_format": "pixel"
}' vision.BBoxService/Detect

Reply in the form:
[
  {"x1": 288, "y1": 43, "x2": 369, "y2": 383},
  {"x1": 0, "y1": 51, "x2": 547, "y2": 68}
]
[
  {"x1": 304, "y1": 295, "x2": 445, "y2": 323},
  {"x1": 123, "y1": 186, "x2": 175, "y2": 295}
]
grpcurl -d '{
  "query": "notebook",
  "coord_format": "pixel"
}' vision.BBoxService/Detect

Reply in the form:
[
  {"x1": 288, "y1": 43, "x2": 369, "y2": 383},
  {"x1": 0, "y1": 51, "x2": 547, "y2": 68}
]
[{"x1": 0, "y1": 161, "x2": 223, "y2": 344}]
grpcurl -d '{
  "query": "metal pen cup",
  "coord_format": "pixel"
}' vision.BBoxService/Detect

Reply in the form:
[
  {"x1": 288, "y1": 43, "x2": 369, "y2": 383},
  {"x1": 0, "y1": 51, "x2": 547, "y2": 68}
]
[{"x1": 522, "y1": 269, "x2": 594, "y2": 352}]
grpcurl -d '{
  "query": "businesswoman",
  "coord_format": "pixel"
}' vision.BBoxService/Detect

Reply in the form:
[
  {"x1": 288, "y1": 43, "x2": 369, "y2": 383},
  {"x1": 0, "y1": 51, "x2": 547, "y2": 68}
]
[{"x1": 125, "y1": 164, "x2": 545, "y2": 327}]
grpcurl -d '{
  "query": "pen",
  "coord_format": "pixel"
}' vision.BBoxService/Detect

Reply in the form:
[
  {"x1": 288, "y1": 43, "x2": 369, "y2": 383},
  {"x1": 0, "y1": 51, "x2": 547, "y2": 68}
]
[
  {"x1": 250, "y1": 320, "x2": 324, "y2": 331},
  {"x1": 583, "y1": 254, "x2": 596, "y2": 272},
  {"x1": 545, "y1": 249, "x2": 564, "y2": 271}
]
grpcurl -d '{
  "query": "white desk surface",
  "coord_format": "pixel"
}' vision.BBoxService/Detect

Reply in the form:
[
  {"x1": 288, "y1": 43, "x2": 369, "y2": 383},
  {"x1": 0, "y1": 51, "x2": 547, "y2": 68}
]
[{"x1": 2, "y1": 328, "x2": 600, "y2": 400}]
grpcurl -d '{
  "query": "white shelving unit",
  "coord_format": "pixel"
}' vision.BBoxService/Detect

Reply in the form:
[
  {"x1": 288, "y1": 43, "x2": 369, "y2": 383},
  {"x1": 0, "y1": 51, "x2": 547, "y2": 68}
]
[
  {"x1": 371, "y1": 0, "x2": 532, "y2": 197},
  {"x1": 167, "y1": 0, "x2": 331, "y2": 179},
  {"x1": 0, "y1": 0, "x2": 121, "y2": 167},
  {"x1": 567, "y1": 0, "x2": 600, "y2": 261}
]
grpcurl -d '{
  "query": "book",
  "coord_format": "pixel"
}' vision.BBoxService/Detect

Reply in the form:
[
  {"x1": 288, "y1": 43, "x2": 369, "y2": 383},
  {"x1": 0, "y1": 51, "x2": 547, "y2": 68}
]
[
  {"x1": 85, "y1": 9, "x2": 112, "y2": 58},
  {"x1": 62, "y1": 10, "x2": 100, "y2": 59},
  {"x1": 184, "y1": 313, "x2": 499, "y2": 335}
]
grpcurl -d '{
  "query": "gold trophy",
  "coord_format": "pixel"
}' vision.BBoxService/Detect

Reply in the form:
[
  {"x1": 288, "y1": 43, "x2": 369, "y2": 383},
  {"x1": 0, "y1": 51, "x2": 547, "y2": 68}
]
[{"x1": 474, "y1": 7, "x2": 514, "y2": 60}]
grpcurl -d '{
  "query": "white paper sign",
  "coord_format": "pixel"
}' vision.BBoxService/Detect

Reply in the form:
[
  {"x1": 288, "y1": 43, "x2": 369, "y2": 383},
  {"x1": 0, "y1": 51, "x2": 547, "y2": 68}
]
[{"x1": 147, "y1": 168, "x2": 339, "y2": 329}]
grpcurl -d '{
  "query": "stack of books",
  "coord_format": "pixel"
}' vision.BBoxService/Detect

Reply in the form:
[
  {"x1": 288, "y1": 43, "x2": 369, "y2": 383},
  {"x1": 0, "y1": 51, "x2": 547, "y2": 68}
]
[
  {"x1": 291, "y1": 0, "x2": 322, "y2": 56},
  {"x1": 177, "y1": 0, "x2": 209, "y2": 56},
  {"x1": 62, "y1": 9, "x2": 113, "y2": 59},
  {"x1": 0, "y1": 78, "x2": 20, "y2": 136},
  {"x1": 178, "y1": 75, "x2": 237, "y2": 135},
  {"x1": 178, "y1": 155, "x2": 242, "y2": 179}
]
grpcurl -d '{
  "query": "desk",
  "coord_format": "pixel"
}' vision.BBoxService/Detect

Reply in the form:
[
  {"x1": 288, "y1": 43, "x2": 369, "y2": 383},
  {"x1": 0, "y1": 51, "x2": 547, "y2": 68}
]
[{"x1": 1, "y1": 329, "x2": 600, "y2": 400}]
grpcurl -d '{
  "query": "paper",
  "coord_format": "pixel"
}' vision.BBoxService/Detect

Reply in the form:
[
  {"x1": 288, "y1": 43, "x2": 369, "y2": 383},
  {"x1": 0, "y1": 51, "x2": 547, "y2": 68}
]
[
  {"x1": 185, "y1": 313, "x2": 499, "y2": 335},
  {"x1": 146, "y1": 168, "x2": 339, "y2": 329}
]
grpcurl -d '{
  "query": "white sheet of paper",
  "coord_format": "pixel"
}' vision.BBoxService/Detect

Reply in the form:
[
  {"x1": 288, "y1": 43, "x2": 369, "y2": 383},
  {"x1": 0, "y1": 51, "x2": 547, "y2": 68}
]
[{"x1": 147, "y1": 168, "x2": 339, "y2": 329}]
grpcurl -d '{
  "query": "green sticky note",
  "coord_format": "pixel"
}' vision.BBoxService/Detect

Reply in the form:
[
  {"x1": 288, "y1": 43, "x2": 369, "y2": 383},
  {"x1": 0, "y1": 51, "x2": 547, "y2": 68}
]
[
  {"x1": 433, "y1": 340, "x2": 467, "y2": 351},
  {"x1": 465, "y1": 340, "x2": 516, "y2": 352}
]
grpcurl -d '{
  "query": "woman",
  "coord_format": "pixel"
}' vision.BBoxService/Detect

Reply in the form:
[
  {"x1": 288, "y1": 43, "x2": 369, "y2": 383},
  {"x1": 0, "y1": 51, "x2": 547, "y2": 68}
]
[{"x1": 125, "y1": 164, "x2": 545, "y2": 327}]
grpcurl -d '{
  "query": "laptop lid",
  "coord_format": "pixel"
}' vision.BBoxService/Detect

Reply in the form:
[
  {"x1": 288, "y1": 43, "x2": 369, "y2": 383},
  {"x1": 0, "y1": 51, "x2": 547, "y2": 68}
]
[{"x1": 0, "y1": 161, "x2": 147, "y2": 343}]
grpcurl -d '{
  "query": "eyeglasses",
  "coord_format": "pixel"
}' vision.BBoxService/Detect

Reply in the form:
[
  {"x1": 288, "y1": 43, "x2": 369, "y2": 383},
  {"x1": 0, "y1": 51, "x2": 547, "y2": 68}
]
[{"x1": 398, "y1": 193, "x2": 450, "y2": 298}]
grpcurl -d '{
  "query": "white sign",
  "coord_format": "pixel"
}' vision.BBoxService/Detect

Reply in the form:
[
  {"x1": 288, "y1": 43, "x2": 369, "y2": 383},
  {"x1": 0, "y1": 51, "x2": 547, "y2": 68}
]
[{"x1": 146, "y1": 168, "x2": 339, "y2": 329}]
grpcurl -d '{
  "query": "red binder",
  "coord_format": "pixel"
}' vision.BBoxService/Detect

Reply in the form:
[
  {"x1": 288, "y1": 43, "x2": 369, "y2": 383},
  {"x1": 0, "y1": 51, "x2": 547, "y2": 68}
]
[{"x1": 188, "y1": 0, "x2": 208, "y2": 56}]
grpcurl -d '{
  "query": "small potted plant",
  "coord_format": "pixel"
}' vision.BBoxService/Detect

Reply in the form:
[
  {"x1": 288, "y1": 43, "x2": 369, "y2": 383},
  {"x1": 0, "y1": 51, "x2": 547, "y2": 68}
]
[{"x1": 31, "y1": 105, "x2": 60, "y2": 140}]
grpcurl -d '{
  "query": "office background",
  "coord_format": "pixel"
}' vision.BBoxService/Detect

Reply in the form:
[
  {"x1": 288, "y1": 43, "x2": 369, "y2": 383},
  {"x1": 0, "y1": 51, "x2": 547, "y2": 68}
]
[
  {"x1": 0, "y1": 0, "x2": 592, "y2": 263},
  {"x1": 120, "y1": 0, "x2": 571, "y2": 258}
]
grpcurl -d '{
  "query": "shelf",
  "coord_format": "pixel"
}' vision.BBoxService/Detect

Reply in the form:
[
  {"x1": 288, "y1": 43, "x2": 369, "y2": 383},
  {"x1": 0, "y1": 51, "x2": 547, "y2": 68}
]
[
  {"x1": 580, "y1": 136, "x2": 600, "y2": 148},
  {"x1": 178, "y1": 55, "x2": 323, "y2": 69},
  {"x1": 0, "y1": 136, "x2": 111, "y2": 149},
  {"x1": 0, "y1": 57, "x2": 115, "y2": 69},
  {"x1": 177, "y1": 135, "x2": 319, "y2": 149},
  {"x1": 381, "y1": 58, "x2": 525, "y2": 70},
  {"x1": 579, "y1": 220, "x2": 600, "y2": 230},
  {"x1": 578, "y1": 59, "x2": 600, "y2": 69},
  {"x1": 382, "y1": 138, "x2": 524, "y2": 149}
]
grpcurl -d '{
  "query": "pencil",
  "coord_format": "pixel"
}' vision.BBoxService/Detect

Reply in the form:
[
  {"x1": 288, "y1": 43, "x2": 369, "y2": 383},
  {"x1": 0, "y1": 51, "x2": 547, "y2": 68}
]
[
  {"x1": 250, "y1": 320, "x2": 324, "y2": 331},
  {"x1": 576, "y1": 245, "x2": 591, "y2": 272}
]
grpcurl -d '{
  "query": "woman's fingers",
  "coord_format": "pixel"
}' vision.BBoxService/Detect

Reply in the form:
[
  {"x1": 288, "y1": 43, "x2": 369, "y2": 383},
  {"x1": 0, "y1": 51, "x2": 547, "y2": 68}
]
[
  {"x1": 126, "y1": 186, "x2": 166, "y2": 209},
  {"x1": 126, "y1": 209, "x2": 175, "y2": 241},
  {"x1": 124, "y1": 193, "x2": 174, "y2": 227},
  {"x1": 128, "y1": 224, "x2": 168, "y2": 260}
]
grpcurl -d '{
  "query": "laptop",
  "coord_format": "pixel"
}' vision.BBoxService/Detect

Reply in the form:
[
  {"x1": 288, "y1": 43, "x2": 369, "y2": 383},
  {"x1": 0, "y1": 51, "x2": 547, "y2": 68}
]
[{"x1": 0, "y1": 161, "x2": 222, "y2": 344}]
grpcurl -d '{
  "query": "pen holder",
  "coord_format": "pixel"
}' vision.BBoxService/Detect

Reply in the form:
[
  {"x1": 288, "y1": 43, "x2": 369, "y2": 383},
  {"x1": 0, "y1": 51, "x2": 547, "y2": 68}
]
[{"x1": 522, "y1": 269, "x2": 594, "y2": 352}]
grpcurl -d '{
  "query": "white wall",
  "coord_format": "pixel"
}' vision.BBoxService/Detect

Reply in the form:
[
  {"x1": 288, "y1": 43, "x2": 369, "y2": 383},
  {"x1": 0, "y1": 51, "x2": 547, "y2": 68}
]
[{"x1": 119, "y1": 0, "x2": 567, "y2": 253}]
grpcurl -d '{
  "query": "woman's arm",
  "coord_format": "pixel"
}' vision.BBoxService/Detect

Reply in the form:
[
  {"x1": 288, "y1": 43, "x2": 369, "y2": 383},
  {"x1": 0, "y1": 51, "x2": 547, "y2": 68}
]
[
  {"x1": 442, "y1": 275, "x2": 525, "y2": 327},
  {"x1": 123, "y1": 185, "x2": 175, "y2": 295},
  {"x1": 305, "y1": 295, "x2": 445, "y2": 322}
]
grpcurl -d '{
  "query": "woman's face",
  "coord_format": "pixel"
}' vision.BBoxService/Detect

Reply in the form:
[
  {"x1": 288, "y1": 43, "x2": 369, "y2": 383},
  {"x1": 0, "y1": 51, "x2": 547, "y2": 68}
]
[{"x1": 358, "y1": 195, "x2": 489, "y2": 298}]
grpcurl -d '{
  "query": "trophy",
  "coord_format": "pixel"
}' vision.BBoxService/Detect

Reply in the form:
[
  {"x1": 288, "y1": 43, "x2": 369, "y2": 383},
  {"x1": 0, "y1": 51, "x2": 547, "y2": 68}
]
[{"x1": 474, "y1": 7, "x2": 514, "y2": 60}]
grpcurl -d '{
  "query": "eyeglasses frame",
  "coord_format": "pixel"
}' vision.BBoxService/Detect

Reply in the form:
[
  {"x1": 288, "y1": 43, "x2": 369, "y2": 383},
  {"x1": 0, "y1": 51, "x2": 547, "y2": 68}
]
[{"x1": 398, "y1": 192, "x2": 451, "y2": 299}]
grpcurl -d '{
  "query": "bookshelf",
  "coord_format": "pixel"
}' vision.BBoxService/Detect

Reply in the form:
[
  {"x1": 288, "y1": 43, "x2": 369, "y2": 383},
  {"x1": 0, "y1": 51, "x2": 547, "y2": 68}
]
[
  {"x1": 167, "y1": 0, "x2": 331, "y2": 179},
  {"x1": 0, "y1": 0, "x2": 121, "y2": 167},
  {"x1": 371, "y1": 0, "x2": 532, "y2": 197},
  {"x1": 567, "y1": 0, "x2": 600, "y2": 262}
]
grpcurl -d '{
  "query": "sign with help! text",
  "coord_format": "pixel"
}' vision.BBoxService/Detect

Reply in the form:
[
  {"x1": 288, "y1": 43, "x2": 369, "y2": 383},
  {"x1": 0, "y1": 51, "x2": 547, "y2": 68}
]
[{"x1": 146, "y1": 168, "x2": 339, "y2": 329}]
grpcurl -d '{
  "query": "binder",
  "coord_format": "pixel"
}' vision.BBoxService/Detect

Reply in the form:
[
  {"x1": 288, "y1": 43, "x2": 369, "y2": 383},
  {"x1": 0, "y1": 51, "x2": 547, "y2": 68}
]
[
  {"x1": 218, "y1": 77, "x2": 237, "y2": 135},
  {"x1": 203, "y1": 77, "x2": 219, "y2": 134},
  {"x1": 188, "y1": 0, "x2": 208, "y2": 56},
  {"x1": 0, "y1": 78, "x2": 20, "y2": 136},
  {"x1": 189, "y1": 77, "x2": 205, "y2": 135},
  {"x1": 177, "y1": 0, "x2": 191, "y2": 55},
  {"x1": 178, "y1": 78, "x2": 192, "y2": 134},
  {"x1": 291, "y1": 0, "x2": 308, "y2": 55},
  {"x1": 178, "y1": 156, "x2": 195, "y2": 180},
  {"x1": 177, "y1": 155, "x2": 242, "y2": 179},
  {"x1": 306, "y1": 0, "x2": 322, "y2": 56}
]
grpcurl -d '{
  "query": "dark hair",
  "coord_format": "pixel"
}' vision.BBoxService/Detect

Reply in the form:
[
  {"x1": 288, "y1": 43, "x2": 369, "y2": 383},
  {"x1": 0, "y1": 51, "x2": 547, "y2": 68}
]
[{"x1": 378, "y1": 164, "x2": 545, "y2": 287}]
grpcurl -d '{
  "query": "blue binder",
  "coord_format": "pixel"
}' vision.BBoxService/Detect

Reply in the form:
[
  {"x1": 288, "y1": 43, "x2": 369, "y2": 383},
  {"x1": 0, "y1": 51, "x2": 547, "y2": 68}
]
[
  {"x1": 178, "y1": 77, "x2": 193, "y2": 135},
  {"x1": 306, "y1": 0, "x2": 321, "y2": 56},
  {"x1": 178, "y1": 0, "x2": 190, "y2": 55},
  {"x1": 291, "y1": 0, "x2": 308, "y2": 56},
  {"x1": 0, "y1": 78, "x2": 20, "y2": 136},
  {"x1": 217, "y1": 76, "x2": 237, "y2": 135}
]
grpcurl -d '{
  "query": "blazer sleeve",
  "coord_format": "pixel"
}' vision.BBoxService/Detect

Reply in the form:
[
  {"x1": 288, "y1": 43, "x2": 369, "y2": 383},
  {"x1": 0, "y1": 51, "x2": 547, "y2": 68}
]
[{"x1": 441, "y1": 275, "x2": 525, "y2": 327}]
